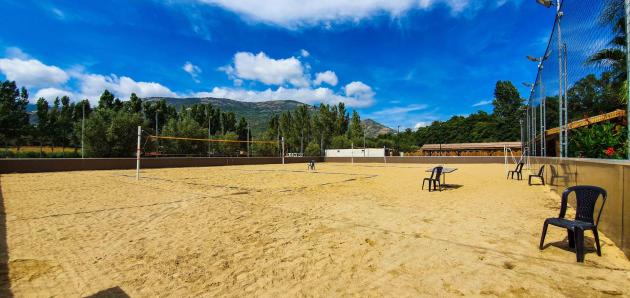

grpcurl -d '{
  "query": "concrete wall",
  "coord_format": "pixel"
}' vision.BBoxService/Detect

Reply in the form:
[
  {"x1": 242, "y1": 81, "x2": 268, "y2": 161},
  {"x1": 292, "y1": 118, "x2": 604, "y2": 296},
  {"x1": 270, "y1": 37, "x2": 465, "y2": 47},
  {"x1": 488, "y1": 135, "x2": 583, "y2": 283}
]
[
  {"x1": 326, "y1": 156, "x2": 507, "y2": 164},
  {"x1": 0, "y1": 157, "x2": 324, "y2": 174},
  {"x1": 528, "y1": 157, "x2": 630, "y2": 259}
]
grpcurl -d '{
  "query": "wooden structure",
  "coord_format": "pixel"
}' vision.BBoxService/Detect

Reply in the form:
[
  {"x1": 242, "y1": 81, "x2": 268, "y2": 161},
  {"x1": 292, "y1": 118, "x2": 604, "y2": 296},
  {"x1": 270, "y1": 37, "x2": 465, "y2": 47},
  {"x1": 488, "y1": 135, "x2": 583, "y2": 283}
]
[
  {"x1": 414, "y1": 142, "x2": 522, "y2": 156},
  {"x1": 544, "y1": 109, "x2": 627, "y2": 157}
]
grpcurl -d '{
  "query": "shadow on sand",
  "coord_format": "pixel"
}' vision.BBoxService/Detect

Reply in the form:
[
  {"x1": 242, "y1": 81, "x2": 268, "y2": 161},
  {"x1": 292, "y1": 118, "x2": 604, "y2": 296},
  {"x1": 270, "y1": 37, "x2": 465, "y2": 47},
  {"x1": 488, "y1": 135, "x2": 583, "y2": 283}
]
[
  {"x1": 85, "y1": 286, "x2": 130, "y2": 298},
  {"x1": 0, "y1": 177, "x2": 12, "y2": 297}
]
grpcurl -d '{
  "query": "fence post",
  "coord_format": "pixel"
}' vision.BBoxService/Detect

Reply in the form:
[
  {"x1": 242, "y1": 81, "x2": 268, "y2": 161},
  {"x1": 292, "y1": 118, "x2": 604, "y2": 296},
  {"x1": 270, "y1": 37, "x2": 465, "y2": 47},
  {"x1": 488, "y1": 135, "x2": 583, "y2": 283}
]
[{"x1": 281, "y1": 137, "x2": 285, "y2": 165}]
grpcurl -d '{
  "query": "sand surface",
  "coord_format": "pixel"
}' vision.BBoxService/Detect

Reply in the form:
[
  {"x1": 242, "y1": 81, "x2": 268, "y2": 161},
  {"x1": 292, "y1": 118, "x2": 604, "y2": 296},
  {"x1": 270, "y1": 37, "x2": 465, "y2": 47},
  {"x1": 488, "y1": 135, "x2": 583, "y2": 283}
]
[{"x1": 1, "y1": 163, "x2": 630, "y2": 297}]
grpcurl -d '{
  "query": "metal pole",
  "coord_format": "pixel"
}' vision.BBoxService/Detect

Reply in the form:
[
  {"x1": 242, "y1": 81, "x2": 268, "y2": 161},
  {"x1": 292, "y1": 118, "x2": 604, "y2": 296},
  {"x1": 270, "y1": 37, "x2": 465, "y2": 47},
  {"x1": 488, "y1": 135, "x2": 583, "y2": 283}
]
[
  {"x1": 155, "y1": 109, "x2": 159, "y2": 152},
  {"x1": 520, "y1": 119, "x2": 524, "y2": 154},
  {"x1": 383, "y1": 146, "x2": 387, "y2": 164},
  {"x1": 363, "y1": 128, "x2": 366, "y2": 157},
  {"x1": 397, "y1": 125, "x2": 400, "y2": 155},
  {"x1": 556, "y1": 0, "x2": 566, "y2": 158},
  {"x1": 207, "y1": 105, "x2": 211, "y2": 157},
  {"x1": 281, "y1": 137, "x2": 285, "y2": 164},
  {"x1": 136, "y1": 126, "x2": 141, "y2": 180},
  {"x1": 81, "y1": 101, "x2": 85, "y2": 159},
  {"x1": 351, "y1": 142, "x2": 354, "y2": 165},
  {"x1": 626, "y1": 0, "x2": 630, "y2": 159},
  {"x1": 247, "y1": 124, "x2": 250, "y2": 157}
]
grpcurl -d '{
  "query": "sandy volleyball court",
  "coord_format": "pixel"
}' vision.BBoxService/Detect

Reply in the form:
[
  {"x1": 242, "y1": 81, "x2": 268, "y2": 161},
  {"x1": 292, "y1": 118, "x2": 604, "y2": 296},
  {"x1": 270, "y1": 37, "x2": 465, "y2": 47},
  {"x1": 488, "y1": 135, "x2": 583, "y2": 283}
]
[{"x1": 1, "y1": 163, "x2": 630, "y2": 297}]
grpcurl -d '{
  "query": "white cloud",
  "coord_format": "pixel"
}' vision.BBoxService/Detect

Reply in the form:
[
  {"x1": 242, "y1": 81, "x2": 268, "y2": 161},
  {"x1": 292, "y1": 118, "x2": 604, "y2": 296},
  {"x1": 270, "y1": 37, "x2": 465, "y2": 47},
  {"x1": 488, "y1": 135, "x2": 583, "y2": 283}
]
[
  {"x1": 76, "y1": 73, "x2": 177, "y2": 101},
  {"x1": 314, "y1": 70, "x2": 338, "y2": 86},
  {"x1": 371, "y1": 104, "x2": 427, "y2": 116},
  {"x1": 182, "y1": 61, "x2": 202, "y2": 83},
  {"x1": 472, "y1": 99, "x2": 492, "y2": 107},
  {"x1": 195, "y1": 0, "x2": 512, "y2": 27},
  {"x1": 364, "y1": 104, "x2": 438, "y2": 129},
  {"x1": 33, "y1": 87, "x2": 77, "y2": 101},
  {"x1": 344, "y1": 81, "x2": 373, "y2": 97},
  {"x1": 195, "y1": 85, "x2": 373, "y2": 107},
  {"x1": 414, "y1": 121, "x2": 431, "y2": 129},
  {"x1": 5, "y1": 49, "x2": 376, "y2": 109},
  {"x1": 300, "y1": 49, "x2": 310, "y2": 57},
  {"x1": 5, "y1": 47, "x2": 30, "y2": 60},
  {"x1": 224, "y1": 51, "x2": 309, "y2": 87},
  {"x1": 0, "y1": 57, "x2": 69, "y2": 88},
  {"x1": 51, "y1": 7, "x2": 65, "y2": 20}
]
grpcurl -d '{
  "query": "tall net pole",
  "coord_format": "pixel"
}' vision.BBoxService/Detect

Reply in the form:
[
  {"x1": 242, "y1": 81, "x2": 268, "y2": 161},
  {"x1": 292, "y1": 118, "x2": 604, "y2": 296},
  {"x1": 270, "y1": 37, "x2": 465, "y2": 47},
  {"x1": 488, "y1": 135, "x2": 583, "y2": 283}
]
[
  {"x1": 281, "y1": 137, "x2": 285, "y2": 164},
  {"x1": 136, "y1": 126, "x2": 141, "y2": 180},
  {"x1": 556, "y1": 1, "x2": 568, "y2": 158}
]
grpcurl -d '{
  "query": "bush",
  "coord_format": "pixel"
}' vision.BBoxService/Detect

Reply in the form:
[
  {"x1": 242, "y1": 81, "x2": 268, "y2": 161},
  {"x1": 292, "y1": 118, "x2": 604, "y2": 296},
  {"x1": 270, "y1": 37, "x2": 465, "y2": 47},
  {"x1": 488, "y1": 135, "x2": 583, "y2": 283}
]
[
  {"x1": 570, "y1": 122, "x2": 627, "y2": 159},
  {"x1": 305, "y1": 142, "x2": 321, "y2": 156},
  {"x1": 330, "y1": 135, "x2": 351, "y2": 149}
]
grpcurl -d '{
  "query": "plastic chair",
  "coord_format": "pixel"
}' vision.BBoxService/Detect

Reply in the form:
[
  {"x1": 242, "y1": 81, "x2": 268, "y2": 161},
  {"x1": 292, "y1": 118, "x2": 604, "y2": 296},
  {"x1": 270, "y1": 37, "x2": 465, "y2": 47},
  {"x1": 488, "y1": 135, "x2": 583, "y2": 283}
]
[
  {"x1": 539, "y1": 185, "x2": 607, "y2": 262},
  {"x1": 529, "y1": 165, "x2": 545, "y2": 185},
  {"x1": 422, "y1": 166, "x2": 443, "y2": 192},
  {"x1": 307, "y1": 160, "x2": 316, "y2": 171},
  {"x1": 507, "y1": 162, "x2": 524, "y2": 180}
]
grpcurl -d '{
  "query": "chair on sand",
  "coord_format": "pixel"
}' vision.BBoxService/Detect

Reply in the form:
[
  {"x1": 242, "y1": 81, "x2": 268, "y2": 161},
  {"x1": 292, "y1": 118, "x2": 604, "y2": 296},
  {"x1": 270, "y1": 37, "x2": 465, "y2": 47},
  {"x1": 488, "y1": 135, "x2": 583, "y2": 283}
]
[
  {"x1": 529, "y1": 165, "x2": 545, "y2": 185},
  {"x1": 539, "y1": 185, "x2": 607, "y2": 262},
  {"x1": 307, "y1": 160, "x2": 316, "y2": 171},
  {"x1": 422, "y1": 166, "x2": 443, "y2": 192},
  {"x1": 507, "y1": 162, "x2": 524, "y2": 180}
]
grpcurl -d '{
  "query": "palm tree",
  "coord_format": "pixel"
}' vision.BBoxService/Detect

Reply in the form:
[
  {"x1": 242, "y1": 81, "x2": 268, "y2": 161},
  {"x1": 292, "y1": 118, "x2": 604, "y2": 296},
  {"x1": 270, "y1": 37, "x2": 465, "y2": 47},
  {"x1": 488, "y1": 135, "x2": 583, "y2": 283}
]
[{"x1": 587, "y1": 0, "x2": 626, "y2": 82}]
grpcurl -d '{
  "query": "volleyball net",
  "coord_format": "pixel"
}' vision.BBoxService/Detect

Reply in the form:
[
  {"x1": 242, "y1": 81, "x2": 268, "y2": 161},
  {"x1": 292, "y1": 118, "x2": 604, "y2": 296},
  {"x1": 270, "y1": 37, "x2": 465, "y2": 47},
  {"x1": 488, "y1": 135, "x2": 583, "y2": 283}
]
[{"x1": 143, "y1": 135, "x2": 281, "y2": 158}]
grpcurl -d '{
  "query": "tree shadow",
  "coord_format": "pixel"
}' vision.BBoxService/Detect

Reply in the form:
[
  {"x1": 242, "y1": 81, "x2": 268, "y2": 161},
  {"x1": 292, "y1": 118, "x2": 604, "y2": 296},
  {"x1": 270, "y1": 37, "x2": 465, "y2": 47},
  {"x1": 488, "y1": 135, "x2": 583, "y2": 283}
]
[
  {"x1": 0, "y1": 176, "x2": 12, "y2": 297},
  {"x1": 84, "y1": 286, "x2": 130, "y2": 298}
]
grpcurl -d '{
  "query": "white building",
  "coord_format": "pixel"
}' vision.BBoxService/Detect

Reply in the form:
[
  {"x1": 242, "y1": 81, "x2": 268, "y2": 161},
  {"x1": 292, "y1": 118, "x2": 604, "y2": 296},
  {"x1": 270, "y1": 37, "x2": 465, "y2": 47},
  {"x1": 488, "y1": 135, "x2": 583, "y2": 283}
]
[{"x1": 325, "y1": 148, "x2": 385, "y2": 157}]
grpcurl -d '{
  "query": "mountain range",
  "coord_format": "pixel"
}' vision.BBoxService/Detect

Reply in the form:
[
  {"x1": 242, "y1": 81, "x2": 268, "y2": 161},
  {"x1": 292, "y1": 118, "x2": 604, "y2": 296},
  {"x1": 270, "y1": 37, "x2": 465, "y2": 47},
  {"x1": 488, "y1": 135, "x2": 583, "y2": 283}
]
[{"x1": 144, "y1": 97, "x2": 393, "y2": 137}]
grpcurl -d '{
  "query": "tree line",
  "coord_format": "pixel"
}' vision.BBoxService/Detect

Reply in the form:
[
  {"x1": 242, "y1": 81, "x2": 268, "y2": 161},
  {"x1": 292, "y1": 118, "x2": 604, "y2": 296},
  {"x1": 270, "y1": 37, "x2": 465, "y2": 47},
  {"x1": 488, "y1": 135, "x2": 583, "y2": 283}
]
[{"x1": 0, "y1": 82, "x2": 252, "y2": 157}]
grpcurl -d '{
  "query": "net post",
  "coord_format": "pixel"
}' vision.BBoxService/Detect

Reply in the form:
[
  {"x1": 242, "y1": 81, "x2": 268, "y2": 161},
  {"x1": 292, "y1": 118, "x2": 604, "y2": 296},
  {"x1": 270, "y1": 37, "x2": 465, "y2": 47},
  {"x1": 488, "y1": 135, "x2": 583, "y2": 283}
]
[
  {"x1": 281, "y1": 137, "x2": 285, "y2": 165},
  {"x1": 383, "y1": 146, "x2": 386, "y2": 165},
  {"x1": 136, "y1": 126, "x2": 141, "y2": 181},
  {"x1": 351, "y1": 142, "x2": 354, "y2": 165}
]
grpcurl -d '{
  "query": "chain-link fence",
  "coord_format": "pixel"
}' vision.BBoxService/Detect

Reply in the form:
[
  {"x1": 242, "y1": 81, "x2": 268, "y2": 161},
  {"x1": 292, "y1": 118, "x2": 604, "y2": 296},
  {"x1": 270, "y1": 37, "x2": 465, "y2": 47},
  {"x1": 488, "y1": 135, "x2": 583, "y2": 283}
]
[{"x1": 525, "y1": 0, "x2": 628, "y2": 159}]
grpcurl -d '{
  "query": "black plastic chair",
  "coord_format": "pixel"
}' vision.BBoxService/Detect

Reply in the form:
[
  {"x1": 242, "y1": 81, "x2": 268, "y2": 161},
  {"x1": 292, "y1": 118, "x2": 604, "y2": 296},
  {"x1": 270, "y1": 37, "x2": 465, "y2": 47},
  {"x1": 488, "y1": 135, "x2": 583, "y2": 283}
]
[
  {"x1": 507, "y1": 162, "x2": 524, "y2": 180},
  {"x1": 307, "y1": 160, "x2": 316, "y2": 171},
  {"x1": 528, "y1": 165, "x2": 545, "y2": 185},
  {"x1": 422, "y1": 166, "x2": 443, "y2": 192},
  {"x1": 539, "y1": 185, "x2": 607, "y2": 262}
]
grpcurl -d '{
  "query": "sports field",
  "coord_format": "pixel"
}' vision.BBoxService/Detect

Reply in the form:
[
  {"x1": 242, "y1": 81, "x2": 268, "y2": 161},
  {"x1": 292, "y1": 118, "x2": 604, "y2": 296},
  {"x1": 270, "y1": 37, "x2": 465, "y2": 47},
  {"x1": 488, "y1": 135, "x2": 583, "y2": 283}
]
[{"x1": 1, "y1": 163, "x2": 630, "y2": 296}]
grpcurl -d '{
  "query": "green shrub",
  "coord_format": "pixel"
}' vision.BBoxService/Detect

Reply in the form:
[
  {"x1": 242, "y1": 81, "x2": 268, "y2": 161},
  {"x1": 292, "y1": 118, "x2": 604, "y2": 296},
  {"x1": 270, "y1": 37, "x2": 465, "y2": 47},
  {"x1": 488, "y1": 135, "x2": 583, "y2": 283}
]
[{"x1": 569, "y1": 122, "x2": 627, "y2": 159}]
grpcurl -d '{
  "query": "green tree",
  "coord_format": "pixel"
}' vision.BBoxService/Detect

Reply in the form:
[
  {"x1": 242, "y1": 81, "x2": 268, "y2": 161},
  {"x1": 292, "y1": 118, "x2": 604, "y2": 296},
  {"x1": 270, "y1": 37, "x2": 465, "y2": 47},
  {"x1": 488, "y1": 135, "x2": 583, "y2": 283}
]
[
  {"x1": 304, "y1": 141, "x2": 321, "y2": 156},
  {"x1": 125, "y1": 93, "x2": 143, "y2": 114},
  {"x1": 35, "y1": 97, "x2": 50, "y2": 155},
  {"x1": 0, "y1": 81, "x2": 29, "y2": 149},
  {"x1": 492, "y1": 81, "x2": 523, "y2": 141},
  {"x1": 81, "y1": 109, "x2": 145, "y2": 157},
  {"x1": 347, "y1": 110, "x2": 363, "y2": 142},
  {"x1": 161, "y1": 115, "x2": 208, "y2": 156},
  {"x1": 98, "y1": 90, "x2": 115, "y2": 110}
]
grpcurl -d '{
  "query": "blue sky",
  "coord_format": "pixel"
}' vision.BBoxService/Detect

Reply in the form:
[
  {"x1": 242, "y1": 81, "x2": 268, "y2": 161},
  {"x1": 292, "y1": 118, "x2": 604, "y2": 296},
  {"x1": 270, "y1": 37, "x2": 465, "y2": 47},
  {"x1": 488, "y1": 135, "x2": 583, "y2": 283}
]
[{"x1": 0, "y1": 0, "x2": 558, "y2": 128}]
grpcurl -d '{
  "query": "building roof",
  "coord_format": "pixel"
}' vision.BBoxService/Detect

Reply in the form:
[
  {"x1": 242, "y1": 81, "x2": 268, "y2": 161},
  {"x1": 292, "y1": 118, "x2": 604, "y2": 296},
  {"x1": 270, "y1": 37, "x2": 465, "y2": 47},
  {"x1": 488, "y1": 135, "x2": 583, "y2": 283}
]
[{"x1": 421, "y1": 142, "x2": 522, "y2": 151}]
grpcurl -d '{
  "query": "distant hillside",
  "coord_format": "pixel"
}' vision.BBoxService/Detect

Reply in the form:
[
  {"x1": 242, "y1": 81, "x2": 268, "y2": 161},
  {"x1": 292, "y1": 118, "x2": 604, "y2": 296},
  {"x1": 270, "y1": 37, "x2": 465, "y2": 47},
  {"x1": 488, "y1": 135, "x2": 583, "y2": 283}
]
[
  {"x1": 144, "y1": 97, "x2": 307, "y2": 135},
  {"x1": 362, "y1": 119, "x2": 394, "y2": 138},
  {"x1": 146, "y1": 97, "x2": 393, "y2": 138}
]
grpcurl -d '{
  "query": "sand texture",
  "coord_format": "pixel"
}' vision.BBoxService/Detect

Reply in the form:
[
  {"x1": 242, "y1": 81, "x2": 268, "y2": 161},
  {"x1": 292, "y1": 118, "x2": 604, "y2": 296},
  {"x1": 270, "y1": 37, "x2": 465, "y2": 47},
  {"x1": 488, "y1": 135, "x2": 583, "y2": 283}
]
[{"x1": 1, "y1": 163, "x2": 630, "y2": 297}]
